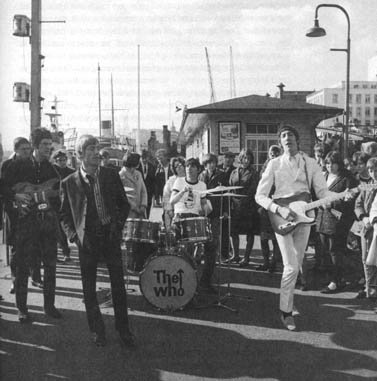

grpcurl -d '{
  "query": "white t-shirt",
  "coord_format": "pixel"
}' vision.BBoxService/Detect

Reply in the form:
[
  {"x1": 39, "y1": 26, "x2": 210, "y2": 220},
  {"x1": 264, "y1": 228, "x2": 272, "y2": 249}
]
[{"x1": 171, "y1": 177, "x2": 206, "y2": 215}]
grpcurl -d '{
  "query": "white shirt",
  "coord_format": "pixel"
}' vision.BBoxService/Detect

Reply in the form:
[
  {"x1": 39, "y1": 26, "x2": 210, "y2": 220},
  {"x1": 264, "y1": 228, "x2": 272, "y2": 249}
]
[
  {"x1": 256, "y1": 152, "x2": 333, "y2": 214},
  {"x1": 171, "y1": 177, "x2": 206, "y2": 215}
]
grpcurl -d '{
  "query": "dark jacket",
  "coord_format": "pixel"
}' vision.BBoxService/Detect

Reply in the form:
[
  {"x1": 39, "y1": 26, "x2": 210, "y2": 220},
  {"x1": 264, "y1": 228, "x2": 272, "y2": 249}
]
[
  {"x1": 136, "y1": 161, "x2": 156, "y2": 201},
  {"x1": 155, "y1": 163, "x2": 174, "y2": 197},
  {"x1": 229, "y1": 165, "x2": 260, "y2": 234},
  {"x1": 316, "y1": 169, "x2": 357, "y2": 235},
  {"x1": 218, "y1": 164, "x2": 236, "y2": 186},
  {"x1": 60, "y1": 166, "x2": 130, "y2": 245},
  {"x1": 354, "y1": 179, "x2": 377, "y2": 221},
  {"x1": 199, "y1": 168, "x2": 226, "y2": 218}
]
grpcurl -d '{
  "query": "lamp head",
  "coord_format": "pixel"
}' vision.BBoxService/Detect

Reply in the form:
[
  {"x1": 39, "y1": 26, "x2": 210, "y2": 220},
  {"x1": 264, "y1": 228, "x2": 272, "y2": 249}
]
[{"x1": 306, "y1": 19, "x2": 326, "y2": 37}]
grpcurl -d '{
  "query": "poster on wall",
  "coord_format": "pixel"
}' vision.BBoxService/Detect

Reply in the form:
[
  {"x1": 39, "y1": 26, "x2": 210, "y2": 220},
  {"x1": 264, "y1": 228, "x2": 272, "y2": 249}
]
[{"x1": 218, "y1": 122, "x2": 240, "y2": 155}]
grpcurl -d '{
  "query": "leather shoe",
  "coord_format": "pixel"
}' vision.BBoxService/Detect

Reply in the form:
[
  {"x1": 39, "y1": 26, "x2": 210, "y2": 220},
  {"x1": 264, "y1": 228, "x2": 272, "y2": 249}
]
[
  {"x1": 355, "y1": 290, "x2": 366, "y2": 299},
  {"x1": 256, "y1": 264, "x2": 269, "y2": 271},
  {"x1": 92, "y1": 332, "x2": 106, "y2": 347},
  {"x1": 31, "y1": 281, "x2": 44, "y2": 289},
  {"x1": 9, "y1": 283, "x2": 15, "y2": 294},
  {"x1": 280, "y1": 314, "x2": 296, "y2": 331},
  {"x1": 198, "y1": 284, "x2": 217, "y2": 295},
  {"x1": 18, "y1": 311, "x2": 32, "y2": 324},
  {"x1": 44, "y1": 306, "x2": 62, "y2": 319},
  {"x1": 119, "y1": 330, "x2": 137, "y2": 349}
]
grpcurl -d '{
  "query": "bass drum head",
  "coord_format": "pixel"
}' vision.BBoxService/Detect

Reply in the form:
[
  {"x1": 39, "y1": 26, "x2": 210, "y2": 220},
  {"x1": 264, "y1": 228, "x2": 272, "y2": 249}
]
[{"x1": 139, "y1": 255, "x2": 197, "y2": 311}]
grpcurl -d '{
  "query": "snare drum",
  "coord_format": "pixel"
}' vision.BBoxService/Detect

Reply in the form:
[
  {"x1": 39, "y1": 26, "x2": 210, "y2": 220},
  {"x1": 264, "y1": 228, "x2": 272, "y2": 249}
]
[
  {"x1": 139, "y1": 255, "x2": 197, "y2": 311},
  {"x1": 123, "y1": 219, "x2": 160, "y2": 244},
  {"x1": 175, "y1": 217, "x2": 212, "y2": 243}
]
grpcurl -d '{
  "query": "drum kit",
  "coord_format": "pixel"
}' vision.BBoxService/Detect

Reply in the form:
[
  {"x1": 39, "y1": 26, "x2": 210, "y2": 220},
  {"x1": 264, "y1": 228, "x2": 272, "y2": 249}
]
[{"x1": 121, "y1": 184, "x2": 247, "y2": 312}]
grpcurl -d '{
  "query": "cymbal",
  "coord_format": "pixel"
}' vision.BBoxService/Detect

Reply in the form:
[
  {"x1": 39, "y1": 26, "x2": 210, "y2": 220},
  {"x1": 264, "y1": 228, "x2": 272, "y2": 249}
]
[
  {"x1": 210, "y1": 192, "x2": 247, "y2": 197},
  {"x1": 124, "y1": 187, "x2": 134, "y2": 192},
  {"x1": 201, "y1": 185, "x2": 243, "y2": 194}
]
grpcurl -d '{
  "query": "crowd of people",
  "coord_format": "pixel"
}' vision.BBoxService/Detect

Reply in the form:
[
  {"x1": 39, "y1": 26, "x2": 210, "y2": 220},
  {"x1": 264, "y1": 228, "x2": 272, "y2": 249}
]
[{"x1": 1, "y1": 125, "x2": 377, "y2": 341}]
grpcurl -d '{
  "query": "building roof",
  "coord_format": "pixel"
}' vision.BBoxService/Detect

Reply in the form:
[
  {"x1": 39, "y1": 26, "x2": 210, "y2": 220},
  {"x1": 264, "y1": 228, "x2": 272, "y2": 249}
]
[{"x1": 186, "y1": 94, "x2": 343, "y2": 114}]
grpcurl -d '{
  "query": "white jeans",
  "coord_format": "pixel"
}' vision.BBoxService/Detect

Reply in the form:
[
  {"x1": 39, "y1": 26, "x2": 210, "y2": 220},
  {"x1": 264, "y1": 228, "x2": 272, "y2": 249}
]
[{"x1": 275, "y1": 224, "x2": 311, "y2": 313}]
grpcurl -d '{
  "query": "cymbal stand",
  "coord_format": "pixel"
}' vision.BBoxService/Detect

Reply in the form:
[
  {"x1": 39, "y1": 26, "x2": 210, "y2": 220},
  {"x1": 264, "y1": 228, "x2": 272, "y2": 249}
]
[
  {"x1": 220, "y1": 194, "x2": 253, "y2": 303},
  {"x1": 195, "y1": 191, "x2": 237, "y2": 312}
]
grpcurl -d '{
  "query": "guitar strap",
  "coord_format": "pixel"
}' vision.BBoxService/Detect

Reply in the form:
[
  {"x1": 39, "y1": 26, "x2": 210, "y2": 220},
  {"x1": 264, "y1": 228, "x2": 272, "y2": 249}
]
[{"x1": 300, "y1": 153, "x2": 311, "y2": 190}]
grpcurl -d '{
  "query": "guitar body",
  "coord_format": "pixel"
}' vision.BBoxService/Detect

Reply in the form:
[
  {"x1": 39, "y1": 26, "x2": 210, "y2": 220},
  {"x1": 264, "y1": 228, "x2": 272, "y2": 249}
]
[{"x1": 268, "y1": 201, "x2": 315, "y2": 236}]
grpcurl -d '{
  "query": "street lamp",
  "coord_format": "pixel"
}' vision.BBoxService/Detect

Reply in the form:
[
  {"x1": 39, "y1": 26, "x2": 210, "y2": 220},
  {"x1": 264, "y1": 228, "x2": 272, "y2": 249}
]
[{"x1": 306, "y1": 4, "x2": 351, "y2": 159}]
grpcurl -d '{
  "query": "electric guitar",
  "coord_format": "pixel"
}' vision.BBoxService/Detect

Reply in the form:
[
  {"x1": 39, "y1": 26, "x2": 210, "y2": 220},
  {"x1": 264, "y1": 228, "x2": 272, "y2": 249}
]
[
  {"x1": 12, "y1": 178, "x2": 60, "y2": 217},
  {"x1": 268, "y1": 183, "x2": 377, "y2": 236}
]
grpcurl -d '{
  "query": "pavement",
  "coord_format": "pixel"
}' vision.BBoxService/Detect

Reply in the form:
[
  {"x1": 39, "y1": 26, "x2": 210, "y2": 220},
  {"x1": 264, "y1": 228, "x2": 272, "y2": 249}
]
[{"x1": 1, "y1": 206, "x2": 377, "y2": 381}]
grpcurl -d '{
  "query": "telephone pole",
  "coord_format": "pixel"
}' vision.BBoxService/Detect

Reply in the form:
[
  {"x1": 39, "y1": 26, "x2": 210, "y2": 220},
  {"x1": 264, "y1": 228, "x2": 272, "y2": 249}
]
[{"x1": 30, "y1": 0, "x2": 42, "y2": 131}]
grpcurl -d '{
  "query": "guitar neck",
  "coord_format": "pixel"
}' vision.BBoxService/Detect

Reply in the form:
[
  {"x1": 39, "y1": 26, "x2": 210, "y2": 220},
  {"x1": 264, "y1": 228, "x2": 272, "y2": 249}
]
[
  {"x1": 302, "y1": 183, "x2": 376, "y2": 213},
  {"x1": 303, "y1": 191, "x2": 348, "y2": 213}
]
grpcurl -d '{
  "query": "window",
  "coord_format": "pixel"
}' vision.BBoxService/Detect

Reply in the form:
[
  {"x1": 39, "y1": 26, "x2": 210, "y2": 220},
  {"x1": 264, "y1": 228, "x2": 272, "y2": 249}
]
[
  {"x1": 365, "y1": 94, "x2": 371, "y2": 104},
  {"x1": 349, "y1": 108, "x2": 353, "y2": 117},
  {"x1": 353, "y1": 84, "x2": 359, "y2": 89},
  {"x1": 363, "y1": 84, "x2": 368, "y2": 89},
  {"x1": 371, "y1": 84, "x2": 377, "y2": 89},
  {"x1": 374, "y1": 94, "x2": 377, "y2": 103},
  {"x1": 356, "y1": 107, "x2": 362, "y2": 118},
  {"x1": 365, "y1": 107, "x2": 370, "y2": 117},
  {"x1": 348, "y1": 94, "x2": 353, "y2": 103},
  {"x1": 366, "y1": 120, "x2": 370, "y2": 126},
  {"x1": 374, "y1": 107, "x2": 377, "y2": 117},
  {"x1": 332, "y1": 94, "x2": 338, "y2": 104},
  {"x1": 356, "y1": 94, "x2": 362, "y2": 104},
  {"x1": 245, "y1": 137, "x2": 279, "y2": 173}
]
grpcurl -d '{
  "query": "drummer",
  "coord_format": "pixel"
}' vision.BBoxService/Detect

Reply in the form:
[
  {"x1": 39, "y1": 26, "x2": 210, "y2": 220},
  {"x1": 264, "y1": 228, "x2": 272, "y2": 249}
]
[{"x1": 170, "y1": 157, "x2": 217, "y2": 294}]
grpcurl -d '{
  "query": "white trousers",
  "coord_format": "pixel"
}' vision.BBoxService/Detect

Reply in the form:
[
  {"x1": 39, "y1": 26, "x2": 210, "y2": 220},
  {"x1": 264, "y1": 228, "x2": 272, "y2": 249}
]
[{"x1": 275, "y1": 224, "x2": 311, "y2": 313}]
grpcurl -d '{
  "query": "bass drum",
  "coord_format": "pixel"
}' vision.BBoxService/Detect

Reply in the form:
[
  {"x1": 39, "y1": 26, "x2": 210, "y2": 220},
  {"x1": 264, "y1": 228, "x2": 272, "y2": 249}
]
[{"x1": 139, "y1": 255, "x2": 197, "y2": 311}]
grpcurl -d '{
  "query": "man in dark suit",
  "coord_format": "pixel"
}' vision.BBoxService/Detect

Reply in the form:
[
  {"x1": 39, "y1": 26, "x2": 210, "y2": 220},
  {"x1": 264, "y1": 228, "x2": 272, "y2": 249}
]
[
  {"x1": 60, "y1": 135, "x2": 136, "y2": 348},
  {"x1": 154, "y1": 148, "x2": 173, "y2": 206},
  {"x1": 136, "y1": 149, "x2": 156, "y2": 218}
]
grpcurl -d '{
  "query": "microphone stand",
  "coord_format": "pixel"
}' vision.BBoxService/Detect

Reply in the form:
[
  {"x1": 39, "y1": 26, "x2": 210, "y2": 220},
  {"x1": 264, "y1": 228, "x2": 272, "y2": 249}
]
[{"x1": 220, "y1": 193, "x2": 253, "y2": 303}]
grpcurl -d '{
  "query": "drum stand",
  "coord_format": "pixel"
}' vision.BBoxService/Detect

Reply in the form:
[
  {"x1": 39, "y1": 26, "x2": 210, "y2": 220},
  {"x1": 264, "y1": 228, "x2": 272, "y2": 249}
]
[{"x1": 195, "y1": 192, "x2": 238, "y2": 313}]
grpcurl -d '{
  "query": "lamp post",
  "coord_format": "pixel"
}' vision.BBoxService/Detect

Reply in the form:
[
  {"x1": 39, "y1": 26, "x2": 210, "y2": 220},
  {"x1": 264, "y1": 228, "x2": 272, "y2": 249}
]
[{"x1": 306, "y1": 4, "x2": 351, "y2": 159}]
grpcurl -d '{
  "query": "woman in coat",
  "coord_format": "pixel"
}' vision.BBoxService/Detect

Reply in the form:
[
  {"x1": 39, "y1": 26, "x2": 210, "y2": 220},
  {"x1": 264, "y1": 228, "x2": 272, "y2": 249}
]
[
  {"x1": 316, "y1": 151, "x2": 358, "y2": 293},
  {"x1": 119, "y1": 153, "x2": 149, "y2": 271},
  {"x1": 227, "y1": 149, "x2": 260, "y2": 267}
]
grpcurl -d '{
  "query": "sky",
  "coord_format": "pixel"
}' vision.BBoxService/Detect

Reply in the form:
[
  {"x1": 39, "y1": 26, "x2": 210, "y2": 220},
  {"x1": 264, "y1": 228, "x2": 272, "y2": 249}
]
[{"x1": 0, "y1": 0, "x2": 376, "y2": 151}]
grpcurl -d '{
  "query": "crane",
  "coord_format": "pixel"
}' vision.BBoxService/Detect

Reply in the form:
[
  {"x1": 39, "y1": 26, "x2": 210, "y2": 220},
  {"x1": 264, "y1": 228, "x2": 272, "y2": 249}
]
[{"x1": 205, "y1": 47, "x2": 216, "y2": 103}]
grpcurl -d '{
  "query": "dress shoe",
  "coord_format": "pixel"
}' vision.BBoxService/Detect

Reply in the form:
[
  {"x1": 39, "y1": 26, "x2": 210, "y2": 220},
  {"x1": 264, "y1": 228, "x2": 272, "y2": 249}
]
[
  {"x1": 198, "y1": 284, "x2": 217, "y2": 295},
  {"x1": 292, "y1": 306, "x2": 300, "y2": 317},
  {"x1": 31, "y1": 280, "x2": 44, "y2": 289},
  {"x1": 239, "y1": 259, "x2": 249, "y2": 268},
  {"x1": 119, "y1": 330, "x2": 137, "y2": 349},
  {"x1": 280, "y1": 314, "x2": 296, "y2": 331},
  {"x1": 9, "y1": 283, "x2": 15, "y2": 294},
  {"x1": 18, "y1": 311, "x2": 32, "y2": 324},
  {"x1": 92, "y1": 332, "x2": 106, "y2": 347},
  {"x1": 355, "y1": 290, "x2": 366, "y2": 299},
  {"x1": 320, "y1": 282, "x2": 338, "y2": 294},
  {"x1": 44, "y1": 306, "x2": 62, "y2": 319},
  {"x1": 256, "y1": 264, "x2": 269, "y2": 271}
]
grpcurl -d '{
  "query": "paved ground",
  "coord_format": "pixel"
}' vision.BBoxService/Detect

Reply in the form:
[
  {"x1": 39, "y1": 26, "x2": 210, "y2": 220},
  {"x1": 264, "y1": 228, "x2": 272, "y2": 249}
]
[{"x1": 1, "y1": 206, "x2": 377, "y2": 381}]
